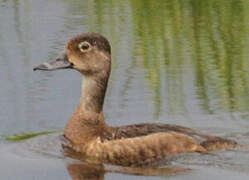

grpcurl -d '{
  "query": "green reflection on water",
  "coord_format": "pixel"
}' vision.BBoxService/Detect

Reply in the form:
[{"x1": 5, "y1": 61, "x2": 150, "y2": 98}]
[
  {"x1": 83, "y1": 0, "x2": 249, "y2": 117},
  {"x1": 10, "y1": 0, "x2": 249, "y2": 119}
]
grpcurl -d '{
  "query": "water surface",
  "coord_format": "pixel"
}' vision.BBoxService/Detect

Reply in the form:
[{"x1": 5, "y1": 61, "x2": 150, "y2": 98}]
[{"x1": 0, "y1": 0, "x2": 249, "y2": 179}]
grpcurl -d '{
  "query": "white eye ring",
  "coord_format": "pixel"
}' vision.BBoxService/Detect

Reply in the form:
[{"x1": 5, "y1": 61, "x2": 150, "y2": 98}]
[{"x1": 78, "y1": 41, "x2": 91, "y2": 52}]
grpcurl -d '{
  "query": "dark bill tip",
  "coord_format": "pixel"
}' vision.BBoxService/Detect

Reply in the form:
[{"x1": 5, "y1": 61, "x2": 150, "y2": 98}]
[{"x1": 33, "y1": 64, "x2": 52, "y2": 71}]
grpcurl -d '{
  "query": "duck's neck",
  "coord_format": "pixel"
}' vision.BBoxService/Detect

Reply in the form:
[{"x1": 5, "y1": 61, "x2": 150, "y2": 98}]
[
  {"x1": 65, "y1": 72, "x2": 111, "y2": 145},
  {"x1": 80, "y1": 75, "x2": 107, "y2": 113}
]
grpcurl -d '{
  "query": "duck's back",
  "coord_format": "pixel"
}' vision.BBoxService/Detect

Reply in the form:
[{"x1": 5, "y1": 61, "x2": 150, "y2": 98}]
[{"x1": 113, "y1": 123, "x2": 209, "y2": 140}]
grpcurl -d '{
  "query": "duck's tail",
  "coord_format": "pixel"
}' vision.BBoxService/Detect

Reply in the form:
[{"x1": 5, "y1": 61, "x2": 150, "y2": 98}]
[{"x1": 200, "y1": 137, "x2": 238, "y2": 151}]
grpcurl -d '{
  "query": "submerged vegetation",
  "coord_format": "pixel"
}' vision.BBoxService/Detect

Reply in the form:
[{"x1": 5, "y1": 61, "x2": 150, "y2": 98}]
[{"x1": 3, "y1": 130, "x2": 61, "y2": 142}]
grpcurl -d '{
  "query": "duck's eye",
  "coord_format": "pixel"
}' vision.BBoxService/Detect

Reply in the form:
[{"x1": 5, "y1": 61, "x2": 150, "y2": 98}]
[{"x1": 78, "y1": 41, "x2": 91, "y2": 52}]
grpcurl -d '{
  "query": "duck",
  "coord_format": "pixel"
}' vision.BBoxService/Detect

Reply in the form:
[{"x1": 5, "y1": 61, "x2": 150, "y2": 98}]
[{"x1": 34, "y1": 33, "x2": 237, "y2": 167}]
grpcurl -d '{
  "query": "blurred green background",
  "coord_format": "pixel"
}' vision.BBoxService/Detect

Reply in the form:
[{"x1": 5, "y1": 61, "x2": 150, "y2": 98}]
[
  {"x1": 0, "y1": 0, "x2": 249, "y2": 134},
  {"x1": 0, "y1": 0, "x2": 249, "y2": 179}
]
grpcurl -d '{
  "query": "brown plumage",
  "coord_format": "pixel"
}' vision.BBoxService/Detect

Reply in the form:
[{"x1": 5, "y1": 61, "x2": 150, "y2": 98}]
[{"x1": 34, "y1": 33, "x2": 238, "y2": 167}]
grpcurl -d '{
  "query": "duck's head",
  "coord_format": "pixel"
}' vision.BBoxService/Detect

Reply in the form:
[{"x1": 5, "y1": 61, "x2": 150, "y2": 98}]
[{"x1": 34, "y1": 33, "x2": 111, "y2": 77}]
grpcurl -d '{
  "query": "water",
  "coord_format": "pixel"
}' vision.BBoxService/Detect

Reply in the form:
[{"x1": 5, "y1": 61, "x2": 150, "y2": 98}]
[{"x1": 0, "y1": 0, "x2": 249, "y2": 179}]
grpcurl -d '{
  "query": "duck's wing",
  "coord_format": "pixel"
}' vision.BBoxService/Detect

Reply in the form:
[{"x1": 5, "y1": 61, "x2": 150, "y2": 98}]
[
  {"x1": 114, "y1": 123, "x2": 211, "y2": 141},
  {"x1": 113, "y1": 123, "x2": 237, "y2": 151},
  {"x1": 91, "y1": 131, "x2": 206, "y2": 167}
]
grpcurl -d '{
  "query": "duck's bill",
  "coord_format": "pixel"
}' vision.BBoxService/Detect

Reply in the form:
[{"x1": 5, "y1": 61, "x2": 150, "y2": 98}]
[{"x1": 33, "y1": 52, "x2": 73, "y2": 71}]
